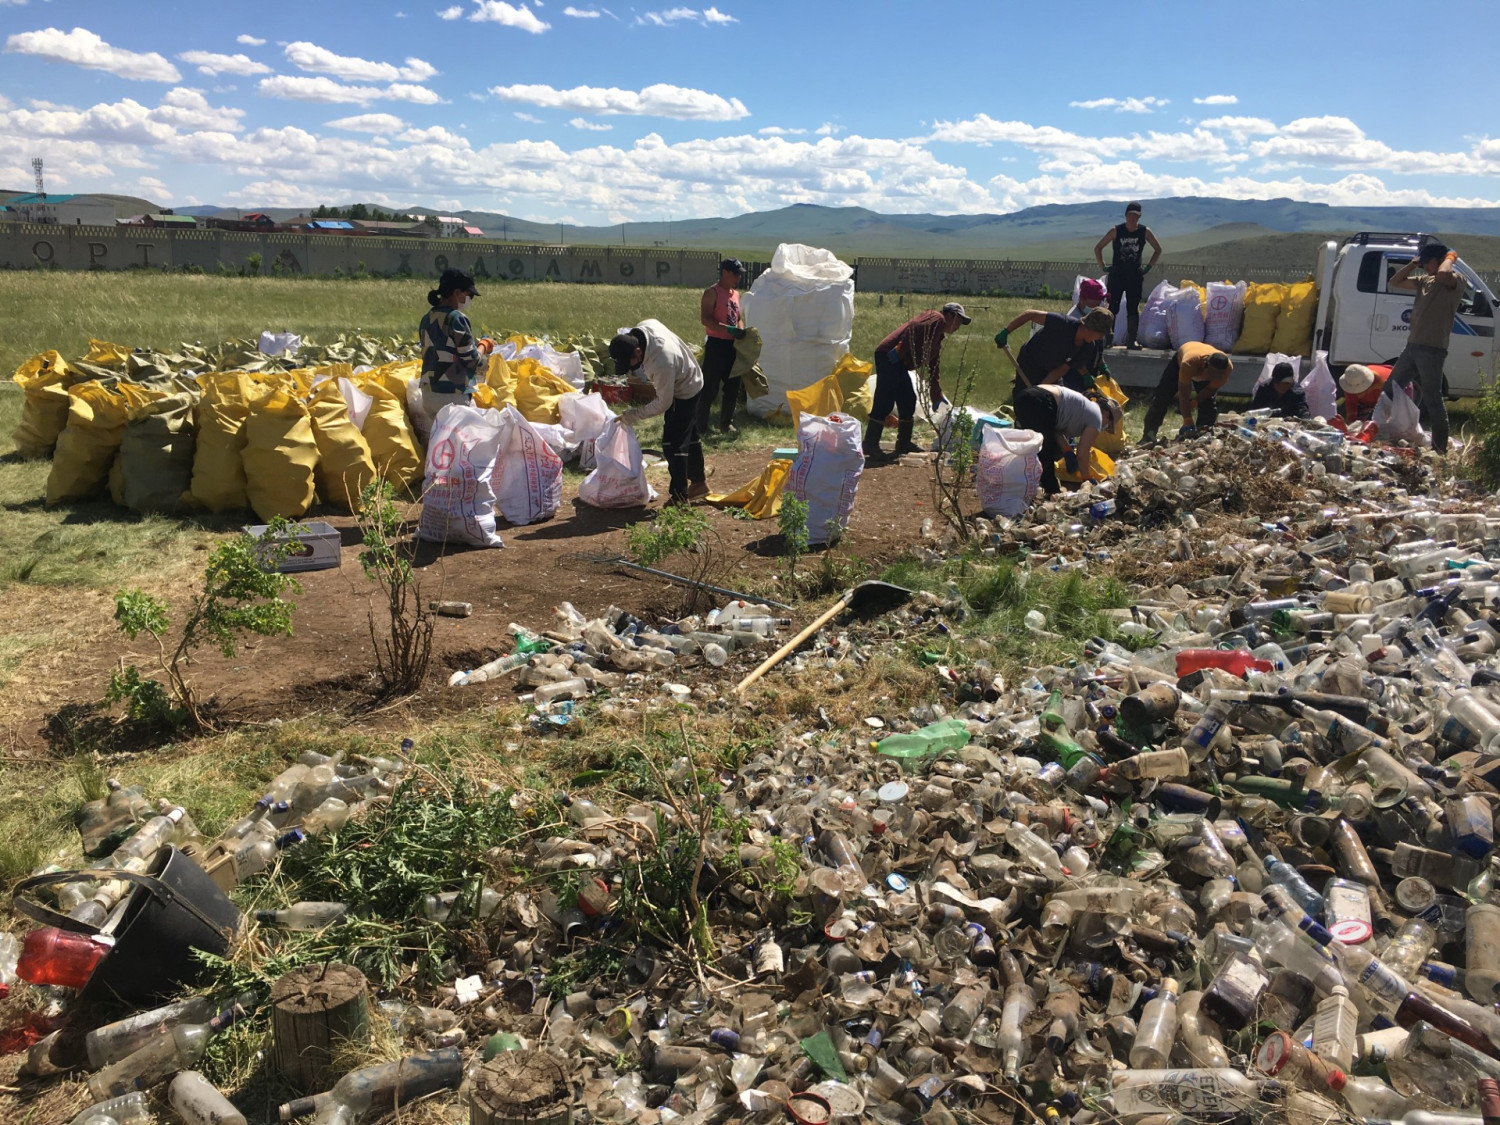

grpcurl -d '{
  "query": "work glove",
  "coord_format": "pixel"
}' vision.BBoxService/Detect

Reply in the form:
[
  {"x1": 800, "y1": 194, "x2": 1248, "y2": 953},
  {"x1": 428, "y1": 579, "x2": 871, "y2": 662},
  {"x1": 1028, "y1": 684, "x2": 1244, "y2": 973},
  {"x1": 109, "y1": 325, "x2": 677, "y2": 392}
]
[
  {"x1": 730, "y1": 325, "x2": 748, "y2": 340},
  {"x1": 1177, "y1": 423, "x2": 1198, "y2": 441},
  {"x1": 1141, "y1": 264, "x2": 1152, "y2": 276},
  {"x1": 994, "y1": 328, "x2": 1010, "y2": 348},
  {"x1": 1062, "y1": 449, "x2": 1080, "y2": 475},
  {"x1": 886, "y1": 348, "x2": 904, "y2": 368},
  {"x1": 478, "y1": 337, "x2": 495, "y2": 353}
]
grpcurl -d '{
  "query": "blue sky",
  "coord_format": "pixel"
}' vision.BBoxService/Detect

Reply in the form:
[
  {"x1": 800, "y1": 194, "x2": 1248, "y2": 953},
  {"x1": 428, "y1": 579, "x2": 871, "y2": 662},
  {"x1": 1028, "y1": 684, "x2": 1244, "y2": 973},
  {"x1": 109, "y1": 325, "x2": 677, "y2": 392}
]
[{"x1": 2, "y1": 0, "x2": 1498, "y2": 222}]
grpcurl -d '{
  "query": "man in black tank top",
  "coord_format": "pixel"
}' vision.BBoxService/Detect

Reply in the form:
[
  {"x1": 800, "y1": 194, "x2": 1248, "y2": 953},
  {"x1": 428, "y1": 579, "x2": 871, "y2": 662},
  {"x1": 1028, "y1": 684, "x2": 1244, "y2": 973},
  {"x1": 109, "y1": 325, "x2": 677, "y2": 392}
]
[{"x1": 1093, "y1": 201, "x2": 1162, "y2": 349}]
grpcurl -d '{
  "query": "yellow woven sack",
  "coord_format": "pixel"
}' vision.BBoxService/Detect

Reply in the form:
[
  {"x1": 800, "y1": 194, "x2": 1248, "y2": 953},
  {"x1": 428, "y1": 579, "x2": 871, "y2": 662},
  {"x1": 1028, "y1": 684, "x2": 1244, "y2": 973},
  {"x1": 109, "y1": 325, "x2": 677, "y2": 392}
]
[
  {"x1": 1233, "y1": 283, "x2": 1287, "y2": 354},
  {"x1": 46, "y1": 382, "x2": 162, "y2": 505},
  {"x1": 190, "y1": 373, "x2": 266, "y2": 512},
  {"x1": 481, "y1": 354, "x2": 518, "y2": 411},
  {"x1": 708, "y1": 458, "x2": 791, "y2": 520},
  {"x1": 12, "y1": 350, "x2": 75, "y2": 458},
  {"x1": 1273, "y1": 280, "x2": 1319, "y2": 356},
  {"x1": 243, "y1": 387, "x2": 318, "y2": 520},
  {"x1": 363, "y1": 359, "x2": 422, "y2": 395},
  {"x1": 1055, "y1": 446, "x2": 1116, "y2": 485},
  {"x1": 119, "y1": 393, "x2": 198, "y2": 514},
  {"x1": 362, "y1": 382, "x2": 424, "y2": 489},
  {"x1": 511, "y1": 358, "x2": 575, "y2": 425},
  {"x1": 309, "y1": 381, "x2": 376, "y2": 512},
  {"x1": 830, "y1": 354, "x2": 874, "y2": 421},
  {"x1": 82, "y1": 340, "x2": 132, "y2": 369},
  {"x1": 785, "y1": 375, "x2": 844, "y2": 429}
]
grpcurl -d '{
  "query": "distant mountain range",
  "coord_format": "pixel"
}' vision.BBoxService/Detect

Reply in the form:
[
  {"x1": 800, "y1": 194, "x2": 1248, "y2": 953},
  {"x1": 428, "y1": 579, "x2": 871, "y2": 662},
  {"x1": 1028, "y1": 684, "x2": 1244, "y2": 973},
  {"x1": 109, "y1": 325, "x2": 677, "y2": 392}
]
[{"x1": 13, "y1": 193, "x2": 1500, "y2": 266}]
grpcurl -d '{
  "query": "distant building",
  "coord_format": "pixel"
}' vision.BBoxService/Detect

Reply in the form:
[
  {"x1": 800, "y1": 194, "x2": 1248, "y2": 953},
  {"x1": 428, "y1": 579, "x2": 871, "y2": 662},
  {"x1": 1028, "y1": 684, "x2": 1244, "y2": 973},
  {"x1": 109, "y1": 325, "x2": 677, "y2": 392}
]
[
  {"x1": 305, "y1": 219, "x2": 354, "y2": 232},
  {"x1": 204, "y1": 212, "x2": 281, "y2": 232},
  {"x1": 410, "y1": 215, "x2": 477, "y2": 238},
  {"x1": 461, "y1": 225, "x2": 485, "y2": 238},
  {"x1": 351, "y1": 219, "x2": 431, "y2": 237},
  {"x1": 142, "y1": 212, "x2": 198, "y2": 229},
  {"x1": 0, "y1": 193, "x2": 118, "y2": 226}
]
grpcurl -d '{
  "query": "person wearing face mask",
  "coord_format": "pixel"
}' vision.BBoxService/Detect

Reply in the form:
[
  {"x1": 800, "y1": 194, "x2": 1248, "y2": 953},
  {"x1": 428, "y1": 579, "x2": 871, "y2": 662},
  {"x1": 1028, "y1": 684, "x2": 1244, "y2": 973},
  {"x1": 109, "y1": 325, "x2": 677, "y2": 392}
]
[
  {"x1": 418, "y1": 268, "x2": 492, "y2": 421},
  {"x1": 608, "y1": 320, "x2": 709, "y2": 505}
]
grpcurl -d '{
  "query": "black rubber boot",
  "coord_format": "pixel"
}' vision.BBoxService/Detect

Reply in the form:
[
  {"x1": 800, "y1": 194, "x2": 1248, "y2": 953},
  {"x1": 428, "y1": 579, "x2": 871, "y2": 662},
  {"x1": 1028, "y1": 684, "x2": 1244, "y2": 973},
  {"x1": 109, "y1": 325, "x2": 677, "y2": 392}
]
[
  {"x1": 863, "y1": 420, "x2": 893, "y2": 463},
  {"x1": 893, "y1": 418, "x2": 922, "y2": 455}
]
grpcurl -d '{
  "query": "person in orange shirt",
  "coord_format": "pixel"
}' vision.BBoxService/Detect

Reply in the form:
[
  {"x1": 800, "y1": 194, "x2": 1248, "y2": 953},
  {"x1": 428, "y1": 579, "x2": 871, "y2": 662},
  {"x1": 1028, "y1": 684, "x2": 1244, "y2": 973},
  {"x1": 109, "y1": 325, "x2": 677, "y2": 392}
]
[
  {"x1": 1139, "y1": 341, "x2": 1232, "y2": 443},
  {"x1": 1339, "y1": 364, "x2": 1389, "y2": 425}
]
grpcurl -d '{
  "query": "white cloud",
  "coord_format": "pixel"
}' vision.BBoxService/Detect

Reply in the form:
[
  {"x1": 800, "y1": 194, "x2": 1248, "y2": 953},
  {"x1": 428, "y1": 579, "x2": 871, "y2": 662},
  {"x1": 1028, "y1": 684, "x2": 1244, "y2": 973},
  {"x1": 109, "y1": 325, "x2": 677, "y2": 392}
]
[
  {"x1": 815, "y1": 122, "x2": 844, "y2": 137},
  {"x1": 568, "y1": 116, "x2": 612, "y2": 131},
  {"x1": 177, "y1": 50, "x2": 272, "y2": 77},
  {"x1": 258, "y1": 75, "x2": 442, "y2": 105},
  {"x1": 438, "y1": 4, "x2": 464, "y2": 16},
  {"x1": 1199, "y1": 115, "x2": 1278, "y2": 143},
  {"x1": 5, "y1": 27, "x2": 182, "y2": 82},
  {"x1": 1069, "y1": 96, "x2": 1168, "y2": 114},
  {"x1": 637, "y1": 7, "x2": 699, "y2": 24},
  {"x1": 758, "y1": 126, "x2": 805, "y2": 136},
  {"x1": 489, "y1": 81, "x2": 748, "y2": 120},
  {"x1": 326, "y1": 112, "x2": 409, "y2": 134},
  {"x1": 236, "y1": 34, "x2": 266, "y2": 46},
  {"x1": 153, "y1": 88, "x2": 246, "y2": 132},
  {"x1": 563, "y1": 5, "x2": 600, "y2": 14},
  {"x1": 283, "y1": 41, "x2": 437, "y2": 83},
  {"x1": 1248, "y1": 115, "x2": 1482, "y2": 176},
  {"x1": 1193, "y1": 94, "x2": 1238, "y2": 106},
  {"x1": 514, "y1": 111, "x2": 543, "y2": 122},
  {"x1": 702, "y1": 7, "x2": 737, "y2": 22},
  {"x1": 469, "y1": 1, "x2": 551, "y2": 31}
]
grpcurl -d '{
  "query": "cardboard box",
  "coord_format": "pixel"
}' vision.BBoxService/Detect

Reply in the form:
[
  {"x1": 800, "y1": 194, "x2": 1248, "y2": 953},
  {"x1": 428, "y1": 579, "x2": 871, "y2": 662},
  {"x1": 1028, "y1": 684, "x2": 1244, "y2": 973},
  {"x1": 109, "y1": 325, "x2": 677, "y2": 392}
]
[{"x1": 245, "y1": 520, "x2": 341, "y2": 573}]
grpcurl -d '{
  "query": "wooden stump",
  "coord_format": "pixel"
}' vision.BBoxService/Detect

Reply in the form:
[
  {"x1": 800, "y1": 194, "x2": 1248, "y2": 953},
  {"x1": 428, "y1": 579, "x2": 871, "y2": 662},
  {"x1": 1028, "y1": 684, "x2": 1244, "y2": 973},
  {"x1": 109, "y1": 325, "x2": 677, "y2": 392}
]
[
  {"x1": 470, "y1": 1050, "x2": 574, "y2": 1125},
  {"x1": 270, "y1": 963, "x2": 370, "y2": 1092}
]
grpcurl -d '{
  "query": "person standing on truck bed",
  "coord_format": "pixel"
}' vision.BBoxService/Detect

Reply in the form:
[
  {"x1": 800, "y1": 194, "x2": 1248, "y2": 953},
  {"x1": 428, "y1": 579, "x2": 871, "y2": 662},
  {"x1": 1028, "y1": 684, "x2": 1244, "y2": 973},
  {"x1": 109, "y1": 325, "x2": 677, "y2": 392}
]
[
  {"x1": 1094, "y1": 202, "x2": 1161, "y2": 350},
  {"x1": 1383, "y1": 242, "x2": 1467, "y2": 455},
  {"x1": 1139, "y1": 341, "x2": 1232, "y2": 443}
]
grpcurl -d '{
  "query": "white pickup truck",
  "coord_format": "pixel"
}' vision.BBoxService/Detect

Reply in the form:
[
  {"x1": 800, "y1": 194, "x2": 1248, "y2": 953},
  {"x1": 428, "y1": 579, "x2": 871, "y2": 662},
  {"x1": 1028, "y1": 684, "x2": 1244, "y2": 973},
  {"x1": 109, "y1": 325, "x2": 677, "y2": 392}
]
[{"x1": 1106, "y1": 232, "x2": 1499, "y2": 397}]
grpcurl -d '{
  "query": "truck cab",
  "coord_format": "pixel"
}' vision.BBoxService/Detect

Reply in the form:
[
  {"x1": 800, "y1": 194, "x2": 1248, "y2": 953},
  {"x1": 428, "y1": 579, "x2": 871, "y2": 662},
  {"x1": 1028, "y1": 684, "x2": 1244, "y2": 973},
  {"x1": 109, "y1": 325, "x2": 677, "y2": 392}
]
[{"x1": 1314, "y1": 232, "x2": 1498, "y2": 396}]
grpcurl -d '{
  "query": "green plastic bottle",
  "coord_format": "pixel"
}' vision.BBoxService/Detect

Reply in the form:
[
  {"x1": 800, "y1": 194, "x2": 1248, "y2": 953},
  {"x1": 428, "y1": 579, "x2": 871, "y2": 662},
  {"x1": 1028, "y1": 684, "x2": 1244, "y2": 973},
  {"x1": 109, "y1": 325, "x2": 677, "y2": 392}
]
[
  {"x1": 1041, "y1": 689, "x2": 1067, "y2": 732},
  {"x1": 875, "y1": 719, "x2": 971, "y2": 770}
]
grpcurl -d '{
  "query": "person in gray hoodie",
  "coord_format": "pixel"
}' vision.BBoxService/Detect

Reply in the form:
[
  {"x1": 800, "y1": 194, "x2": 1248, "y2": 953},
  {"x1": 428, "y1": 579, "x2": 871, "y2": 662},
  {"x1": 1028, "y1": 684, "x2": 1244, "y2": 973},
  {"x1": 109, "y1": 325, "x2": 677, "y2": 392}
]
[{"x1": 609, "y1": 320, "x2": 708, "y2": 504}]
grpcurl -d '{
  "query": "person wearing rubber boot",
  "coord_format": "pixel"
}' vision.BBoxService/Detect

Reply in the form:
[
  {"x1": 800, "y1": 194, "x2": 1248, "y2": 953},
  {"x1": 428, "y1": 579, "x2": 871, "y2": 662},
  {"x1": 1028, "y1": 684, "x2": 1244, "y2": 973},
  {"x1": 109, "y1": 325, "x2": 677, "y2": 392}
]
[
  {"x1": 698, "y1": 257, "x2": 746, "y2": 435},
  {"x1": 864, "y1": 302, "x2": 970, "y2": 463},
  {"x1": 1139, "y1": 342, "x2": 1232, "y2": 443},
  {"x1": 1094, "y1": 202, "x2": 1161, "y2": 349},
  {"x1": 609, "y1": 321, "x2": 709, "y2": 505}
]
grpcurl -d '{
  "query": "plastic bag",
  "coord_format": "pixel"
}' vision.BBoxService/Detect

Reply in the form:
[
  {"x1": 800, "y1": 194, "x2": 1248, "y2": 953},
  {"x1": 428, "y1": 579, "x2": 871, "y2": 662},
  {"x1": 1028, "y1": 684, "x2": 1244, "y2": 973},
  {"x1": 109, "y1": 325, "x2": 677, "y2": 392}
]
[
  {"x1": 493, "y1": 405, "x2": 563, "y2": 526},
  {"x1": 1273, "y1": 280, "x2": 1318, "y2": 356},
  {"x1": 1137, "y1": 281, "x2": 1176, "y2": 349},
  {"x1": 788, "y1": 412, "x2": 864, "y2": 545},
  {"x1": 242, "y1": 387, "x2": 319, "y2": 520},
  {"x1": 785, "y1": 355, "x2": 874, "y2": 428},
  {"x1": 309, "y1": 381, "x2": 377, "y2": 512},
  {"x1": 1167, "y1": 285, "x2": 1206, "y2": 348},
  {"x1": 976, "y1": 427, "x2": 1043, "y2": 517},
  {"x1": 1056, "y1": 446, "x2": 1115, "y2": 484},
  {"x1": 742, "y1": 244, "x2": 855, "y2": 418},
  {"x1": 1301, "y1": 351, "x2": 1338, "y2": 421},
  {"x1": 510, "y1": 358, "x2": 577, "y2": 425},
  {"x1": 362, "y1": 377, "x2": 425, "y2": 489},
  {"x1": 118, "y1": 392, "x2": 198, "y2": 514},
  {"x1": 1204, "y1": 281, "x2": 1247, "y2": 352},
  {"x1": 1234, "y1": 282, "x2": 1288, "y2": 354},
  {"x1": 578, "y1": 418, "x2": 656, "y2": 508},
  {"x1": 417, "y1": 405, "x2": 506, "y2": 548},
  {"x1": 258, "y1": 331, "x2": 301, "y2": 357},
  {"x1": 1253, "y1": 353, "x2": 1303, "y2": 394},
  {"x1": 1373, "y1": 384, "x2": 1425, "y2": 445},
  {"x1": 932, "y1": 406, "x2": 1009, "y2": 454},
  {"x1": 558, "y1": 391, "x2": 613, "y2": 445}
]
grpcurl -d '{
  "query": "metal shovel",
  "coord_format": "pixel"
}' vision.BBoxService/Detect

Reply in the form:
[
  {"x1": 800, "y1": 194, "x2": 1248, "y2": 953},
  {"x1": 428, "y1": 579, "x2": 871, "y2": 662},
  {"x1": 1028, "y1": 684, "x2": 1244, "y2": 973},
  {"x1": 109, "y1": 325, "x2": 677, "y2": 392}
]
[{"x1": 735, "y1": 580, "x2": 914, "y2": 695}]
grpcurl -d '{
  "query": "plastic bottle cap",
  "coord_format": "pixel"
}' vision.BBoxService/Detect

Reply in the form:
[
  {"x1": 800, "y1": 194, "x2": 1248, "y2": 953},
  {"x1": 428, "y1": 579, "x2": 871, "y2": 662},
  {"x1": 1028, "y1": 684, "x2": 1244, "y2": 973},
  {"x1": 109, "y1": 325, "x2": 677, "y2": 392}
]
[
  {"x1": 1255, "y1": 1030, "x2": 1294, "y2": 1076},
  {"x1": 1328, "y1": 918, "x2": 1373, "y2": 944},
  {"x1": 1327, "y1": 1069, "x2": 1347, "y2": 1090},
  {"x1": 877, "y1": 781, "x2": 909, "y2": 804},
  {"x1": 885, "y1": 874, "x2": 909, "y2": 892}
]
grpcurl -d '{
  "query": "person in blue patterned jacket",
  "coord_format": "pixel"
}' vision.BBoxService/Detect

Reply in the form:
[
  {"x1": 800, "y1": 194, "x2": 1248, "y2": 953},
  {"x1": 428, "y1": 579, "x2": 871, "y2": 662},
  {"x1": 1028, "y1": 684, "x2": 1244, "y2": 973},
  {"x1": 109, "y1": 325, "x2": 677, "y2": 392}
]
[{"x1": 418, "y1": 268, "x2": 492, "y2": 421}]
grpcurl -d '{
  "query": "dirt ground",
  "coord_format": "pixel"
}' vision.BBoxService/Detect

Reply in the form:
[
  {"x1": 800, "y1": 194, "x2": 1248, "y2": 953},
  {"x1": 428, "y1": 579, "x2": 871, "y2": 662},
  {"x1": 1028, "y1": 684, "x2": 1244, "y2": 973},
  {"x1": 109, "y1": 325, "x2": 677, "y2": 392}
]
[{"x1": 9, "y1": 442, "x2": 942, "y2": 752}]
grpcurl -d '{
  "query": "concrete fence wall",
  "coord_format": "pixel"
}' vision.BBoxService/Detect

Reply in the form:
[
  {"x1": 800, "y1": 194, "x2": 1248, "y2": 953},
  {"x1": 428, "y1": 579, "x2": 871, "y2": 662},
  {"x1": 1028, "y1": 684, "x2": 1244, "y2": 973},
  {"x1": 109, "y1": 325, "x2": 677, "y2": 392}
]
[{"x1": 8, "y1": 222, "x2": 1495, "y2": 295}]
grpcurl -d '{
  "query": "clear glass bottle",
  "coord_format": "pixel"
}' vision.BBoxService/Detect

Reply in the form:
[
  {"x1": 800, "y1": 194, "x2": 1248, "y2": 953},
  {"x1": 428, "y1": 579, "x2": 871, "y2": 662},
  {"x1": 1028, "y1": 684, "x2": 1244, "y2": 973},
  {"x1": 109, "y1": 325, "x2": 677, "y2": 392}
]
[
  {"x1": 88, "y1": 1005, "x2": 246, "y2": 1101},
  {"x1": 69, "y1": 1093, "x2": 152, "y2": 1125},
  {"x1": 1110, "y1": 1068, "x2": 1277, "y2": 1116},
  {"x1": 307, "y1": 1048, "x2": 464, "y2": 1125},
  {"x1": 1384, "y1": 920, "x2": 1439, "y2": 980},
  {"x1": 1130, "y1": 977, "x2": 1181, "y2": 1069},
  {"x1": 232, "y1": 828, "x2": 304, "y2": 882},
  {"x1": 255, "y1": 901, "x2": 349, "y2": 930},
  {"x1": 85, "y1": 993, "x2": 225, "y2": 1069},
  {"x1": 1326, "y1": 1070, "x2": 1413, "y2": 1119},
  {"x1": 168, "y1": 1071, "x2": 246, "y2": 1125}
]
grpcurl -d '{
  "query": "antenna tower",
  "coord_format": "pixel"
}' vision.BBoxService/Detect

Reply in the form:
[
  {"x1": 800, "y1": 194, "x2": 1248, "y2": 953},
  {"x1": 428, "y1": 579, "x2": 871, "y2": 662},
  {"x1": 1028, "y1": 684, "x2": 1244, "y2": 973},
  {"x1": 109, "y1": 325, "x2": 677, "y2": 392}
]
[{"x1": 32, "y1": 157, "x2": 44, "y2": 197}]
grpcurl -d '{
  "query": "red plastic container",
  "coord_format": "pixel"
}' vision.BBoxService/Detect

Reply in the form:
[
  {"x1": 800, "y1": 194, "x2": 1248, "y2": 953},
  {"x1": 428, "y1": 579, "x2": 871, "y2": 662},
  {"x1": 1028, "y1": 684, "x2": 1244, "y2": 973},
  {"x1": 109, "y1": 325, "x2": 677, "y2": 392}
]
[
  {"x1": 1174, "y1": 649, "x2": 1274, "y2": 679},
  {"x1": 16, "y1": 927, "x2": 111, "y2": 989}
]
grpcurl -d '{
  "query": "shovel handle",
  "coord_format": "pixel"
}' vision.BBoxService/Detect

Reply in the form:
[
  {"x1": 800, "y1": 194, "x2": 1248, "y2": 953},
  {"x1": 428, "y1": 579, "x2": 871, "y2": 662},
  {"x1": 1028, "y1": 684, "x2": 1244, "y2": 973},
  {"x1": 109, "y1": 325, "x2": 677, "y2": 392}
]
[
  {"x1": 735, "y1": 591, "x2": 853, "y2": 696},
  {"x1": 1001, "y1": 346, "x2": 1032, "y2": 387}
]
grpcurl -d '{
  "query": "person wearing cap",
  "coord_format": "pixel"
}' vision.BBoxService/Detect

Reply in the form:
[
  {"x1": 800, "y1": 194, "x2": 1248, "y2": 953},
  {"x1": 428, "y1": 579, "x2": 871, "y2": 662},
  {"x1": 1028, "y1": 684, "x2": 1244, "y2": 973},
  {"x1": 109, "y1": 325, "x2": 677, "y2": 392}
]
[
  {"x1": 608, "y1": 321, "x2": 708, "y2": 504},
  {"x1": 997, "y1": 308, "x2": 1114, "y2": 397},
  {"x1": 1140, "y1": 341, "x2": 1233, "y2": 443},
  {"x1": 1012, "y1": 383, "x2": 1123, "y2": 497},
  {"x1": 418, "y1": 267, "x2": 492, "y2": 420},
  {"x1": 1250, "y1": 362, "x2": 1311, "y2": 420},
  {"x1": 1338, "y1": 364, "x2": 1389, "y2": 425},
  {"x1": 1093, "y1": 202, "x2": 1162, "y2": 350},
  {"x1": 698, "y1": 258, "x2": 746, "y2": 436},
  {"x1": 1384, "y1": 242, "x2": 1468, "y2": 454},
  {"x1": 864, "y1": 302, "x2": 970, "y2": 462}
]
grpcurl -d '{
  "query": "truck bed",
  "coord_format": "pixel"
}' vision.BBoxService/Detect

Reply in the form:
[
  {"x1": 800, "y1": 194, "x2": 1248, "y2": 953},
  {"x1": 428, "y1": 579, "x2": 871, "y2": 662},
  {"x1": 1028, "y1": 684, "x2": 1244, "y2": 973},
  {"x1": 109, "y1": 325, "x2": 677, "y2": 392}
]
[{"x1": 1102, "y1": 345, "x2": 1281, "y2": 398}]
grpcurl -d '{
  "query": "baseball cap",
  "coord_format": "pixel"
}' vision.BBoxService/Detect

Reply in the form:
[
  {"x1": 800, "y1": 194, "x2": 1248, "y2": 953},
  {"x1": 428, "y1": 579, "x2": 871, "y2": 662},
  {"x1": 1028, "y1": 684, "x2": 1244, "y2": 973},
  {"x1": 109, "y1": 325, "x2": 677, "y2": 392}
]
[
  {"x1": 1081, "y1": 308, "x2": 1114, "y2": 335},
  {"x1": 719, "y1": 257, "x2": 745, "y2": 276},
  {"x1": 1078, "y1": 278, "x2": 1106, "y2": 303},
  {"x1": 1340, "y1": 364, "x2": 1375, "y2": 394},
  {"x1": 607, "y1": 332, "x2": 640, "y2": 376},
  {"x1": 1271, "y1": 362, "x2": 1296, "y2": 385},
  {"x1": 436, "y1": 267, "x2": 479, "y2": 297},
  {"x1": 941, "y1": 301, "x2": 972, "y2": 324}
]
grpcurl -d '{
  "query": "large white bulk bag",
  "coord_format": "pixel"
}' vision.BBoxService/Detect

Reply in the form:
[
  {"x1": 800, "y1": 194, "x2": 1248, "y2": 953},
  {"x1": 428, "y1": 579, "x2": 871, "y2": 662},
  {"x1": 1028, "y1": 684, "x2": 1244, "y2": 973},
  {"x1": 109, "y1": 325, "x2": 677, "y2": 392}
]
[
  {"x1": 1204, "y1": 282, "x2": 1247, "y2": 352},
  {"x1": 418, "y1": 405, "x2": 505, "y2": 548},
  {"x1": 976, "y1": 427, "x2": 1043, "y2": 517},
  {"x1": 1253, "y1": 353, "x2": 1303, "y2": 394},
  {"x1": 742, "y1": 243, "x2": 855, "y2": 419},
  {"x1": 788, "y1": 412, "x2": 863, "y2": 545}
]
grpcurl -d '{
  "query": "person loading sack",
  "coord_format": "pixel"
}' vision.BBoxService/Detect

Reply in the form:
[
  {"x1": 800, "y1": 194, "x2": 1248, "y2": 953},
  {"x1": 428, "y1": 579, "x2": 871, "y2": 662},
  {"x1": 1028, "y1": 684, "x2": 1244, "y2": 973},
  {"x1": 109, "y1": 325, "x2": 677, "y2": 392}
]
[
  {"x1": 863, "y1": 302, "x2": 970, "y2": 462},
  {"x1": 608, "y1": 320, "x2": 709, "y2": 505},
  {"x1": 1012, "y1": 383, "x2": 1122, "y2": 497}
]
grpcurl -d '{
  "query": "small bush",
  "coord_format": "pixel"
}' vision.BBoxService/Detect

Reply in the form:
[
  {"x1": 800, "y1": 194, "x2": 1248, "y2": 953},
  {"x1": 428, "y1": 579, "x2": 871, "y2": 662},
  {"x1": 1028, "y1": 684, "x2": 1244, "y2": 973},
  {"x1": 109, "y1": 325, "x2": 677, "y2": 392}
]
[
  {"x1": 1470, "y1": 380, "x2": 1500, "y2": 487},
  {"x1": 625, "y1": 505, "x2": 709, "y2": 568}
]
